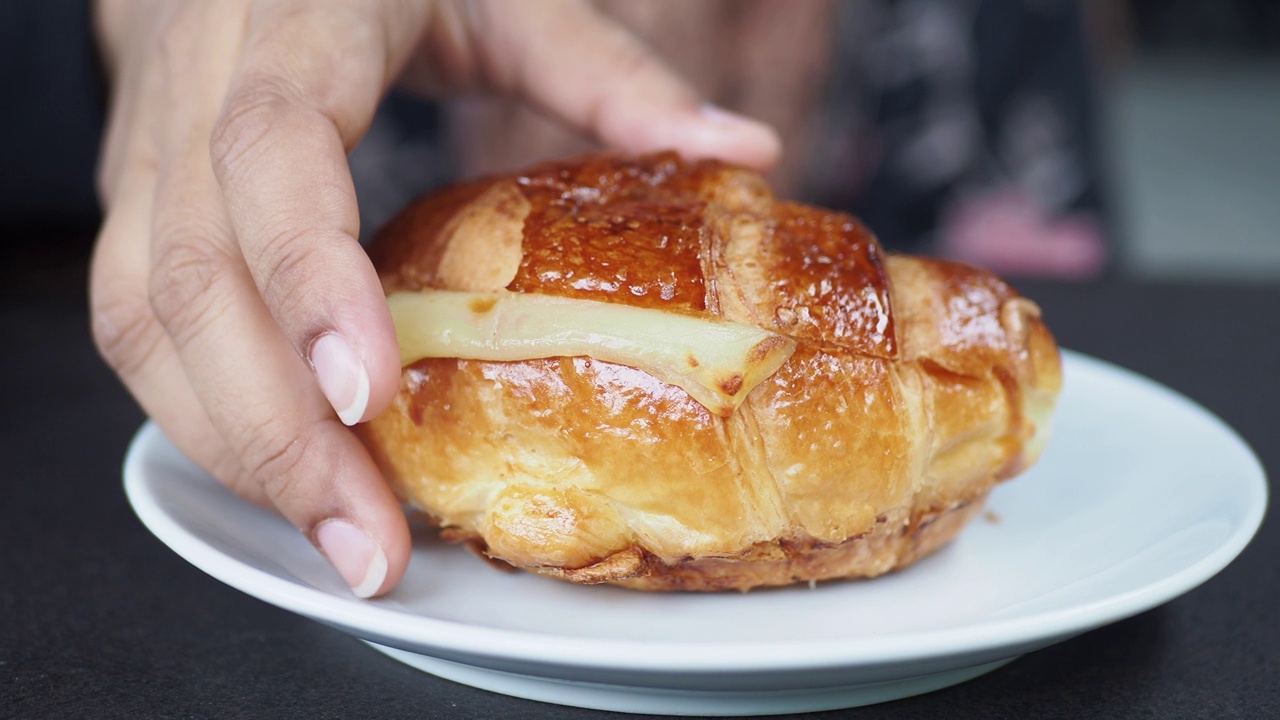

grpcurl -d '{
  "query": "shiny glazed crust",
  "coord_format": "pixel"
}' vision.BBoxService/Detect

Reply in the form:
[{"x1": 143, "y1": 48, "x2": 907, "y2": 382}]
[{"x1": 359, "y1": 153, "x2": 1063, "y2": 592}]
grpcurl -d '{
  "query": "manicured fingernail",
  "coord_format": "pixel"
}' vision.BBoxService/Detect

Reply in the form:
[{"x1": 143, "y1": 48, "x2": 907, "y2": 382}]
[
  {"x1": 696, "y1": 104, "x2": 782, "y2": 166},
  {"x1": 310, "y1": 333, "x2": 369, "y2": 426},
  {"x1": 700, "y1": 103, "x2": 757, "y2": 126},
  {"x1": 315, "y1": 519, "x2": 387, "y2": 598}
]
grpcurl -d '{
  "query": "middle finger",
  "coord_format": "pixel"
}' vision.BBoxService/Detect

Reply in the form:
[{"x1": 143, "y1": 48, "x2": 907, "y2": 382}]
[{"x1": 146, "y1": 1, "x2": 409, "y2": 595}]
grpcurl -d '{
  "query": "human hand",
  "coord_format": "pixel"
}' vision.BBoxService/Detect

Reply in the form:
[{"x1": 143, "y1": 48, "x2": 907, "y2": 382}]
[
  {"x1": 90, "y1": 0, "x2": 780, "y2": 597},
  {"x1": 448, "y1": 0, "x2": 835, "y2": 194}
]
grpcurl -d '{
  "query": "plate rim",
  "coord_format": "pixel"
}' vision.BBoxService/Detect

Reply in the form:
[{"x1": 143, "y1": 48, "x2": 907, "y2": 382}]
[{"x1": 123, "y1": 349, "x2": 1269, "y2": 675}]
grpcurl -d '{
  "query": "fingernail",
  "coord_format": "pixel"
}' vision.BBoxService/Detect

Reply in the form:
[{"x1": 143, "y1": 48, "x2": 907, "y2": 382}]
[
  {"x1": 699, "y1": 103, "x2": 757, "y2": 126},
  {"x1": 315, "y1": 519, "x2": 388, "y2": 598},
  {"x1": 696, "y1": 104, "x2": 782, "y2": 166},
  {"x1": 310, "y1": 333, "x2": 369, "y2": 426}
]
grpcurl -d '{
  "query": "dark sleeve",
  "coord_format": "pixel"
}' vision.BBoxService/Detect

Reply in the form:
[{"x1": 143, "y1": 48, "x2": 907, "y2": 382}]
[{"x1": 0, "y1": 0, "x2": 105, "y2": 234}]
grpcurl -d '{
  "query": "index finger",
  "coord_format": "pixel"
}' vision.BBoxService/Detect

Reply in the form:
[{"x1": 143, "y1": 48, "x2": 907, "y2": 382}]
[
  {"x1": 209, "y1": 0, "x2": 429, "y2": 426},
  {"x1": 143, "y1": 0, "x2": 412, "y2": 596}
]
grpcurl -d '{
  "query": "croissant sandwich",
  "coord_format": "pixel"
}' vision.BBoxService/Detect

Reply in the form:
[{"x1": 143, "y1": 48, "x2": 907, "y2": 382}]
[{"x1": 358, "y1": 152, "x2": 1062, "y2": 592}]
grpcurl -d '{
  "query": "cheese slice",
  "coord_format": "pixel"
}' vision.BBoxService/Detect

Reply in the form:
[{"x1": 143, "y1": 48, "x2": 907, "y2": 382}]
[{"x1": 388, "y1": 290, "x2": 796, "y2": 416}]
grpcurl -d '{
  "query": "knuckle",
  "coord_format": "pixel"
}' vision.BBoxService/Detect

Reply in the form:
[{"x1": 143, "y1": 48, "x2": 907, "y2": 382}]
[
  {"x1": 89, "y1": 276, "x2": 165, "y2": 382},
  {"x1": 223, "y1": 468, "x2": 272, "y2": 508},
  {"x1": 209, "y1": 74, "x2": 306, "y2": 181},
  {"x1": 148, "y1": 235, "x2": 234, "y2": 345},
  {"x1": 252, "y1": 223, "x2": 330, "y2": 327},
  {"x1": 206, "y1": 451, "x2": 248, "y2": 490},
  {"x1": 241, "y1": 418, "x2": 322, "y2": 504}
]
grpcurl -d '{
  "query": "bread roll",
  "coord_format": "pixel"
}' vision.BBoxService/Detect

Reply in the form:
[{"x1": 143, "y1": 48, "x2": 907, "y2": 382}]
[{"x1": 358, "y1": 152, "x2": 1062, "y2": 591}]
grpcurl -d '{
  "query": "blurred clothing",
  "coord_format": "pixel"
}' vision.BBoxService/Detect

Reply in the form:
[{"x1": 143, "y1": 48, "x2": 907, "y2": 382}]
[{"x1": 818, "y1": 0, "x2": 1109, "y2": 277}]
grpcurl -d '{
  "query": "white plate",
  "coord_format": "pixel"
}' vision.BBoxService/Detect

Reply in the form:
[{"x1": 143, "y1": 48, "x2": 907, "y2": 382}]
[{"x1": 124, "y1": 351, "x2": 1268, "y2": 716}]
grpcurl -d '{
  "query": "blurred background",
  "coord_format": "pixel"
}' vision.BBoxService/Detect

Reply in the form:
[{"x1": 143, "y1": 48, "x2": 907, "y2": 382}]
[
  {"x1": 352, "y1": 0, "x2": 1280, "y2": 284},
  {"x1": 1098, "y1": 0, "x2": 1280, "y2": 282},
  {"x1": 3, "y1": 0, "x2": 1279, "y2": 286}
]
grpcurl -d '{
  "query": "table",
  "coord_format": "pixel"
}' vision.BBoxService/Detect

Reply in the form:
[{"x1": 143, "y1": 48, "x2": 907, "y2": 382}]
[{"x1": 3, "y1": 247, "x2": 1276, "y2": 718}]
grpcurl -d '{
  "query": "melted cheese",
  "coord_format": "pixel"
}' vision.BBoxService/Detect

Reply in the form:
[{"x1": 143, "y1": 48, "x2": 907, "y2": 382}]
[{"x1": 388, "y1": 290, "x2": 796, "y2": 416}]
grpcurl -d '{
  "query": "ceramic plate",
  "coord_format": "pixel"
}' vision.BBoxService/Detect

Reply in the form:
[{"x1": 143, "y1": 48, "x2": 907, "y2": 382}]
[{"x1": 124, "y1": 351, "x2": 1268, "y2": 716}]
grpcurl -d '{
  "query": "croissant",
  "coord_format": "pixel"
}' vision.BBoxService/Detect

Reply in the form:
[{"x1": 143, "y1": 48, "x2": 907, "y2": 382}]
[{"x1": 358, "y1": 152, "x2": 1062, "y2": 592}]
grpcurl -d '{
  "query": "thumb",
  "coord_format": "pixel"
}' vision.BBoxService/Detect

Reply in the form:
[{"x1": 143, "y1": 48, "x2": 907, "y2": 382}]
[{"x1": 460, "y1": 0, "x2": 782, "y2": 170}]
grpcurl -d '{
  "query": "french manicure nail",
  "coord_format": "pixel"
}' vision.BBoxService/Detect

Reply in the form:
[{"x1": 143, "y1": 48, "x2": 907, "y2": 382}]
[
  {"x1": 315, "y1": 519, "x2": 387, "y2": 599},
  {"x1": 310, "y1": 333, "x2": 369, "y2": 426}
]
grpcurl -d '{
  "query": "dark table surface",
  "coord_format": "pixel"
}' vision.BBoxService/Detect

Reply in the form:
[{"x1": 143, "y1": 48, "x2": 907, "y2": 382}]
[{"x1": 2, "y1": 244, "x2": 1276, "y2": 719}]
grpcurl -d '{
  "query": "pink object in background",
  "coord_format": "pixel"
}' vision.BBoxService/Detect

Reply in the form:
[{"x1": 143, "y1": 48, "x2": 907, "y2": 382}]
[{"x1": 941, "y1": 190, "x2": 1108, "y2": 280}]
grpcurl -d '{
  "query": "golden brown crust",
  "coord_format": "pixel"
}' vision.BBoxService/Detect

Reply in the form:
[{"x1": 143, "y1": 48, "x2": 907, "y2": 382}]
[
  {"x1": 447, "y1": 495, "x2": 987, "y2": 592},
  {"x1": 359, "y1": 152, "x2": 1063, "y2": 592}
]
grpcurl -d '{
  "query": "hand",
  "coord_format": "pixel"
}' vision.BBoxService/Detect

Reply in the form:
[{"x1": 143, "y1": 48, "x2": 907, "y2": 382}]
[{"x1": 91, "y1": 0, "x2": 780, "y2": 597}]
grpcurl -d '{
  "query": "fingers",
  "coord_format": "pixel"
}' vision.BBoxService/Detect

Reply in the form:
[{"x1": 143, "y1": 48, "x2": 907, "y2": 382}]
[
  {"x1": 91, "y1": 139, "x2": 259, "y2": 504},
  {"x1": 91, "y1": 9, "x2": 257, "y2": 502},
  {"x1": 459, "y1": 0, "x2": 781, "y2": 169},
  {"x1": 148, "y1": 123, "x2": 410, "y2": 598},
  {"x1": 158, "y1": 2, "x2": 408, "y2": 597},
  {"x1": 96, "y1": 1, "x2": 412, "y2": 597},
  {"x1": 407, "y1": 0, "x2": 781, "y2": 166},
  {"x1": 207, "y1": 0, "x2": 429, "y2": 426},
  {"x1": 516, "y1": 0, "x2": 781, "y2": 168}
]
